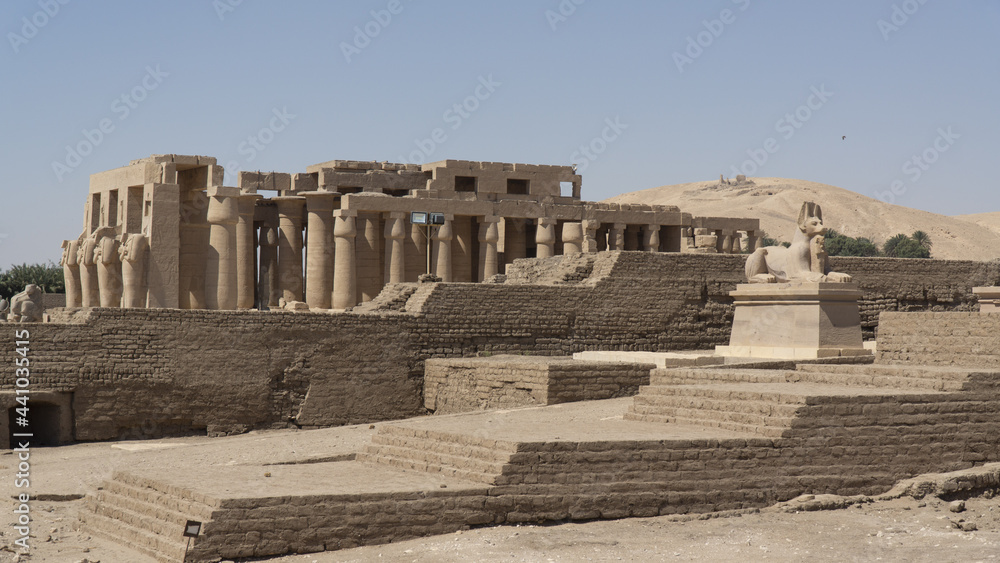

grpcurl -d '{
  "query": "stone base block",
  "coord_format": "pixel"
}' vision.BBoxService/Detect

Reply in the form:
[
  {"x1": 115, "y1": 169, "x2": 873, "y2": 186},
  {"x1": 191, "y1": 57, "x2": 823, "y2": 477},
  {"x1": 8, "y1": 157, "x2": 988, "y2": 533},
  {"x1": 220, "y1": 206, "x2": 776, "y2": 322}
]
[
  {"x1": 716, "y1": 282, "x2": 872, "y2": 360},
  {"x1": 974, "y1": 287, "x2": 1000, "y2": 313}
]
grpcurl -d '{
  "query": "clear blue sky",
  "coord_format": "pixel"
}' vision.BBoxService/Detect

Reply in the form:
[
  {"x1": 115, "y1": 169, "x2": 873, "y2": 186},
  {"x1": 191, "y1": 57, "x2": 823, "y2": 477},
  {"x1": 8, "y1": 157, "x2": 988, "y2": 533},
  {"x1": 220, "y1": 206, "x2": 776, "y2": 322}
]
[{"x1": 2, "y1": 0, "x2": 997, "y2": 269}]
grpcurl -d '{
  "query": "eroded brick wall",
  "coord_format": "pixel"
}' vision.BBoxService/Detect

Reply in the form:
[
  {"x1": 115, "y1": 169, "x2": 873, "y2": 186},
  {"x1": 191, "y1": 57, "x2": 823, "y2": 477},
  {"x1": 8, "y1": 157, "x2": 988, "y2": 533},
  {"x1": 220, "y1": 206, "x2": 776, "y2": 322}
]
[
  {"x1": 1, "y1": 252, "x2": 996, "y2": 442},
  {"x1": 877, "y1": 311, "x2": 1000, "y2": 367}
]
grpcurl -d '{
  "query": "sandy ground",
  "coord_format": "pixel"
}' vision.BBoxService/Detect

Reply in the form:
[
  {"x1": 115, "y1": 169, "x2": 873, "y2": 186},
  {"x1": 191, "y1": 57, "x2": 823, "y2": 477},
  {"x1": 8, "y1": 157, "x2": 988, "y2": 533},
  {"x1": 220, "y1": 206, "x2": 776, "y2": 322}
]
[
  {"x1": 606, "y1": 177, "x2": 1000, "y2": 261},
  {"x1": 2, "y1": 422, "x2": 1000, "y2": 563}
]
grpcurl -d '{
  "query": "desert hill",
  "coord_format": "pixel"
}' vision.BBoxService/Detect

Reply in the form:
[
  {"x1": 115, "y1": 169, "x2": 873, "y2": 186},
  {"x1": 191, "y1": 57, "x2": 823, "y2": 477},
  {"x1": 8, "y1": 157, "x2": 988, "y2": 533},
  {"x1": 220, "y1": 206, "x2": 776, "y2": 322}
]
[{"x1": 606, "y1": 177, "x2": 1000, "y2": 262}]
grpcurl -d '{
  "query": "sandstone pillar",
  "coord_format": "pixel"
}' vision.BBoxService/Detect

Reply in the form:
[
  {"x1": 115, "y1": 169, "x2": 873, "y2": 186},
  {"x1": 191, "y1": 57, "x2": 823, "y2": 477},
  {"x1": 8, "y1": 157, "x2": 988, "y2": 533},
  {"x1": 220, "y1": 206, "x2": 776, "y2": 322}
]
[
  {"x1": 61, "y1": 239, "x2": 82, "y2": 307},
  {"x1": 535, "y1": 217, "x2": 556, "y2": 258},
  {"x1": 384, "y1": 212, "x2": 407, "y2": 284},
  {"x1": 433, "y1": 216, "x2": 453, "y2": 281},
  {"x1": 582, "y1": 220, "x2": 600, "y2": 253},
  {"x1": 356, "y1": 212, "x2": 382, "y2": 302},
  {"x1": 302, "y1": 191, "x2": 337, "y2": 309},
  {"x1": 503, "y1": 217, "x2": 527, "y2": 269},
  {"x1": 643, "y1": 224, "x2": 661, "y2": 252},
  {"x1": 562, "y1": 222, "x2": 584, "y2": 254},
  {"x1": 119, "y1": 233, "x2": 149, "y2": 308},
  {"x1": 478, "y1": 216, "x2": 500, "y2": 281},
  {"x1": 236, "y1": 193, "x2": 262, "y2": 309},
  {"x1": 609, "y1": 223, "x2": 626, "y2": 251},
  {"x1": 205, "y1": 186, "x2": 240, "y2": 310},
  {"x1": 95, "y1": 229, "x2": 122, "y2": 307},
  {"x1": 78, "y1": 235, "x2": 100, "y2": 307},
  {"x1": 178, "y1": 189, "x2": 208, "y2": 310},
  {"x1": 274, "y1": 196, "x2": 306, "y2": 303},
  {"x1": 333, "y1": 211, "x2": 358, "y2": 309},
  {"x1": 745, "y1": 230, "x2": 758, "y2": 252},
  {"x1": 258, "y1": 210, "x2": 280, "y2": 308}
]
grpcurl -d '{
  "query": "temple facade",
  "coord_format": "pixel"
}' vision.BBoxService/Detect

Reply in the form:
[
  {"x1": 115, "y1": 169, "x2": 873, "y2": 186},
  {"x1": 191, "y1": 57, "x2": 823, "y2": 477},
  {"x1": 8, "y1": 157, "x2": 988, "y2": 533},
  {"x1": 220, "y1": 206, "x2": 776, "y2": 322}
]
[{"x1": 60, "y1": 154, "x2": 760, "y2": 310}]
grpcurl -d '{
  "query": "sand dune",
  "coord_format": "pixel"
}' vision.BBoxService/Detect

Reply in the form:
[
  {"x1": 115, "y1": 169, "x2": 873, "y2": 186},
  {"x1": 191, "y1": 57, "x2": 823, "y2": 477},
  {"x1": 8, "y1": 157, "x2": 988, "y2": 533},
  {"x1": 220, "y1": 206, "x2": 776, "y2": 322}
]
[{"x1": 606, "y1": 177, "x2": 1000, "y2": 262}]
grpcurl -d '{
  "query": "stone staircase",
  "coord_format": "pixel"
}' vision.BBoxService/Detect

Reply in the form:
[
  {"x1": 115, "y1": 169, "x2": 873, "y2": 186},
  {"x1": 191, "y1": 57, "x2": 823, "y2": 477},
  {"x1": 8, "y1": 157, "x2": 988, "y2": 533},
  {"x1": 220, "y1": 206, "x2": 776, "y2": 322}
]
[
  {"x1": 356, "y1": 424, "x2": 518, "y2": 484},
  {"x1": 79, "y1": 470, "x2": 220, "y2": 562},
  {"x1": 623, "y1": 364, "x2": 988, "y2": 438}
]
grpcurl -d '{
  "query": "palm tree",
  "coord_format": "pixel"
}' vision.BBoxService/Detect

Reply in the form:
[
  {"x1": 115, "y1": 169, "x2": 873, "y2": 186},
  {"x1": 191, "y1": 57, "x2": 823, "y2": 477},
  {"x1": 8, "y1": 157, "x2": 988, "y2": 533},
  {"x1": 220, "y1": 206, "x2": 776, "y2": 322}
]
[
  {"x1": 882, "y1": 234, "x2": 911, "y2": 257},
  {"x1": 911, "y1": 230, "x2": 932, "y2": 251}
]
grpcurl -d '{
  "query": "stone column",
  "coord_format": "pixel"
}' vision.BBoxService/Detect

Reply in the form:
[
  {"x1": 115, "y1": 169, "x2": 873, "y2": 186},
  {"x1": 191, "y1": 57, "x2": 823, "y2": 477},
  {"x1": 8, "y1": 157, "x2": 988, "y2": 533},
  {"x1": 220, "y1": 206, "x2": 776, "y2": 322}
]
[
  {"x1": 274, "y1": 196, "x2": 306, "y2": 303},
  {"x1": 333, "y1": 211, "x2": 358, "y2": 309},
  {"x1": 119, "y1": 233, "x2": 149, "y2": 308},
  {"x1": 302, "y1": 191, "x2": 337, "y2": 309},
  {"x1": 503, "y1": 217, "x2": 527, "y2": 269},
  {"x1": 258, "y1": 209, "x2": 280, "y2": 308},
  {"x1": 582, "y1": 220, "x2": 600, "y2": 253},
  {"x1": 745, "y1": 230, "x2": 758, "y2": 252},
  {"x1": 535, "y1": 217, "x2": 556, "y2": 258},
  {"x1": 478, "y1": 216, "x2": 500, "y2": 281},
  {"x1": 433, "y1": 216, "x2": 453, "y2": 281},
  {"x1": 78, "y1": 235, "x2": 100, "y2": 307},
  {"x1": 624, "y1": 225, "x2": 641, "y2": 251},
  {"x1": 95, "y1": 230, "x2": 123, "y2": 307},
  {"x1": 356, "y1": 212, "x2": 383, "y2": 302},
  {"x1": 721, "y1": 231, "x2": 734, "y2": 254},
  {"x1": 204, "y1": 187, "x2": 240, "y2": 310},
  {"x1": 236, "y1": 193, "x2": 262, "y2": 309},
  {"x1": 384, "y1": 212, "x2": 407, "y2": 284},
  {"x1": 61, "y1": 239, "x2": 82, "y2": 307},
  {"x1": 609, "y1": 223, "x2": 626, "y2": 251},
  {"x1": 643, "y1": 224, "x2": 661, "y2": 252},
  {"x1": 562, "y1": 222, "x2": 584, "y2": 254}
]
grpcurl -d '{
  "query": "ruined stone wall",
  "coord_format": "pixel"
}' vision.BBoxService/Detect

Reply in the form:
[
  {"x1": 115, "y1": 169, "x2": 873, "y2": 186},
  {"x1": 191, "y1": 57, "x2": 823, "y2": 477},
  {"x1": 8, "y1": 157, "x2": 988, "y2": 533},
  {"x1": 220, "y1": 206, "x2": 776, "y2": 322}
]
[
  {"x1": 0, "y1": 309, "x2": 422, "y2": 441},
  {"x1": 877, "y1": 311, "x2": 1000, "y2": 368},
  {"x1": 1, "y1": 252, "x2": 996, "y2": 443},
  {"x1": 423, "y1": 356, "x2": 652, "y2": 414},
  {"x1": 831, "y1": 257, "x2": 1000, "y2": 339}
]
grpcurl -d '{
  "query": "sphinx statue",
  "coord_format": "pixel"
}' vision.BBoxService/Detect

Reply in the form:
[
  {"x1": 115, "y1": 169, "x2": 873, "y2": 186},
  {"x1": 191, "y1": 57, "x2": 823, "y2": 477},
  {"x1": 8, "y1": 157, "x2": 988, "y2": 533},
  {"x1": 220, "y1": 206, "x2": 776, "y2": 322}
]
[
  {"x1": 9, "y1": 284, "x2": 44, "y2": 323},
  {"x1": 744, "y1": 201, "x2": 851, "y2": 283}
]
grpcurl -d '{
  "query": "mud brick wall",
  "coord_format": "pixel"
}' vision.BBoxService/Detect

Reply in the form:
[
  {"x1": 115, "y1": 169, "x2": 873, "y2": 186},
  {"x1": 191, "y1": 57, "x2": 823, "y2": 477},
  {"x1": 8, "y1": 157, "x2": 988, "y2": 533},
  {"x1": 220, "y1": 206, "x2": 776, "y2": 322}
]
[
  {"x1": 0, "y1": 309, "x2": 422, "y2": 440},
  {"x1": 1, "y1": 252, "x2": 996, "y2": 443},
  {"x1": 830, "y1": 257, "x2": 1000, "y2": 339},
  {"x1": 423, "y1": 356, "x2": 652, "y2": 414},
  {"x1": 877, "y1": 311, "x2": 1000, "y2": 367}
]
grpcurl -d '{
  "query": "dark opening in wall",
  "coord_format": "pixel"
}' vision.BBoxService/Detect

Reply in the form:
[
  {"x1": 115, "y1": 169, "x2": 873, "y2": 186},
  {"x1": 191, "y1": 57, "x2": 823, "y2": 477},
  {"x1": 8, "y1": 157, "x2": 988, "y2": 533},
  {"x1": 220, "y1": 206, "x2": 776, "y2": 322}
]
[
  {"x1": 507, "y1": 179, "x2": 529, "y2": 195},
  {"x1": 9, "y1": 403, "x2": 63, "y2": 447},
  {"x1": 455, "y1": 176, "x2": 477, "y2": 192},
  {"x1": 338, "y1": 186, "x2": 363, "y2": 195}
]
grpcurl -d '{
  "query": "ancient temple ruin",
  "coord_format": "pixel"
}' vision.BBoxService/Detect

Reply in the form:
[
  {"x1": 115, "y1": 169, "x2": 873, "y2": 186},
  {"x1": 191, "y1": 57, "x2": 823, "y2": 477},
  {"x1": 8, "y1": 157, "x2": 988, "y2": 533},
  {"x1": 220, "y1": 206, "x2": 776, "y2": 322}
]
[{"x1": 60, "y1": 154, "x2": 760, "y2": 310}]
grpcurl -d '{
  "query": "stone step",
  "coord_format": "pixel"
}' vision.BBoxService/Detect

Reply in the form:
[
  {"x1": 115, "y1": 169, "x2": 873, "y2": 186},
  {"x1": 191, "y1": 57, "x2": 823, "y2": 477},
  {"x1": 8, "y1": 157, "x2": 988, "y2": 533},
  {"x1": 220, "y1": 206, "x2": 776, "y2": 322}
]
[
  {"x1": 357, "y1": 442, "x2": 505, "y2": 484},
  {"x1": 101, "y1": 479, "x2": 217, "y2": 522},
  {"x1": 623, "y1": 409, "x2": 787, "y2": 437},
  {"x1": 80, "y1": 496, "x2": 188, "y2": 562},
  {"x1": 651, "y1": 366, "x2": 967, "y2": 391},
  {"x1": 368, "y1": 430, "x2": 515, "y2": 464}
]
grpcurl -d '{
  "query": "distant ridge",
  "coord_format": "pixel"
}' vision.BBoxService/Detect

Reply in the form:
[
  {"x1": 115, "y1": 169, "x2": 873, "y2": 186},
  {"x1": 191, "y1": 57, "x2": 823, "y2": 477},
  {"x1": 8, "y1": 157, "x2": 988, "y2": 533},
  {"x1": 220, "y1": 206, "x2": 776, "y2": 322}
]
[{"x1": 605, "y1": 177, "x2": 1000, "y2": 262}]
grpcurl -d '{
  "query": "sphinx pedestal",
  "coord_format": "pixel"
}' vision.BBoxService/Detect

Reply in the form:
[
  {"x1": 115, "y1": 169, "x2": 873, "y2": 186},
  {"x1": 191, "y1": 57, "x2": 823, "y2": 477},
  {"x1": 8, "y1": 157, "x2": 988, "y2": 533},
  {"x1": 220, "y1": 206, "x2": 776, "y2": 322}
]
[{"x1": 715, "y1": 282, "x2": 872, "y2": 360}]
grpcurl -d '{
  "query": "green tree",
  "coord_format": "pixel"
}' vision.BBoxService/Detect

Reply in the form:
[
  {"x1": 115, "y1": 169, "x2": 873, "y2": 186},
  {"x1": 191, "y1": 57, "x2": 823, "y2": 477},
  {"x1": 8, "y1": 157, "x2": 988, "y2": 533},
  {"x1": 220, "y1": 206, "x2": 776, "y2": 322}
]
[
  {"x1": 0, "y1": 262, "x2": 65, "y2": 301},
  {"x1": 882, "y1": 233, "x2": 911, "y2": 258},
  {"x1": 911, "y1": 230, "x2": 932, "y2": 251},
  {"x1": 891, "y1": 238, "x2": 931, "y2": 259},
  {"x1": 823, "y1": 229, "x2": 881, "y2": 257}
]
